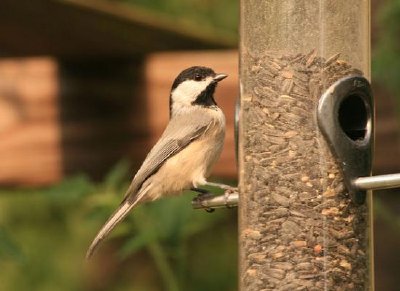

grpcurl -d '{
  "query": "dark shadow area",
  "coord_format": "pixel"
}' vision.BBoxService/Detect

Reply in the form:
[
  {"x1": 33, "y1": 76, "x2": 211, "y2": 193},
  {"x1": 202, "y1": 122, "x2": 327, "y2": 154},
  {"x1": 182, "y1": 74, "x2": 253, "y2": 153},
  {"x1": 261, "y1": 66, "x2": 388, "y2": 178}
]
[
  {"x1": 58, "y1": 57, "x2": 150, "y2": 180},
  {"x1": 373, "y1": 83, "x2": 400, "y2": 291},
  {"x1": 374, "y1": 189, "x2": 400, "y2": 291},
  {"x1": 338, "y1": 94, "x2": 369, "y2": 141}
]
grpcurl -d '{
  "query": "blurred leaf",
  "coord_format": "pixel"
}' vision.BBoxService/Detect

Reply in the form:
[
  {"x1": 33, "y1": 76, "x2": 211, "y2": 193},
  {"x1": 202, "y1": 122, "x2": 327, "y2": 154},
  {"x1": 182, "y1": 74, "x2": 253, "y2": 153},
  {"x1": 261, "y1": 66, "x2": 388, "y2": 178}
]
[
  {"x1": 103, "y1": 159, "x2": 131, "y2": 191},
  {"x1": 118, "y1": 230, "x2": 156, "y2": 259},
  {"x1": 0, "y1": 227, "x2": 24, "y2": 262},
  {"x1": 45, "y1": 174, "x2": 94, "y2": 203},
  {"x1": 118, "y1": 205, "x2": 159, "y2": 258}
]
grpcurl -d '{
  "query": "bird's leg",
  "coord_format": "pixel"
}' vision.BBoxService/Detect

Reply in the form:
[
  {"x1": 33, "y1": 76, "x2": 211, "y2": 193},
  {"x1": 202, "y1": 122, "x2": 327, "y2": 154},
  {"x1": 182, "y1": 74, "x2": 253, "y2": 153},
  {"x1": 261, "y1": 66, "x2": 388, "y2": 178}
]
[
  {"x1": 191, "y1": 187, "x2": 210, "y2": 195},
  {"x1": 203, "y1": 182, "x2": 237, "y2": 192}
]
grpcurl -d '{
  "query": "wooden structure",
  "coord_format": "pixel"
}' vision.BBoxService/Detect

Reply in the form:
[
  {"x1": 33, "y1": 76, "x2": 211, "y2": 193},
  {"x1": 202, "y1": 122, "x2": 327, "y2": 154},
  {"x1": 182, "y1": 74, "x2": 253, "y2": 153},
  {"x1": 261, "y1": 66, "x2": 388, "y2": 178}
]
[
  {"x1": 0, "y1": 1, "x2": 237, "y2": 186},
  {"x1": 0, "y1": 0, "x2": 399, "y2": 188}
]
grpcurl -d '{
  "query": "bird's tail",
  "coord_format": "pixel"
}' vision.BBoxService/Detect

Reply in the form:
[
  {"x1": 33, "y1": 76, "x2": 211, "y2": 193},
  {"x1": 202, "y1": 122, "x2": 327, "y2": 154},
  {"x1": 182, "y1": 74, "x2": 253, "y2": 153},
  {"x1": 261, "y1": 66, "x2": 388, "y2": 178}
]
[{"x1": 85, "y1": 187, "x2": 148, "y2": 260}]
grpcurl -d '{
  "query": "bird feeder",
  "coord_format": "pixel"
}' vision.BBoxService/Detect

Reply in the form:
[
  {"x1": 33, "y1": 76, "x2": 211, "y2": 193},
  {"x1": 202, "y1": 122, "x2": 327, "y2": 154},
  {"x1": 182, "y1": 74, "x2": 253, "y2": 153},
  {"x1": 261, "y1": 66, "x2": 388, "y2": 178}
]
[
  {"x1": 191, "y1": 1, "x2": 400, "y2": 289},
  {"x1": 239, "y1": 1, "x2": 373, "y2": 289}
]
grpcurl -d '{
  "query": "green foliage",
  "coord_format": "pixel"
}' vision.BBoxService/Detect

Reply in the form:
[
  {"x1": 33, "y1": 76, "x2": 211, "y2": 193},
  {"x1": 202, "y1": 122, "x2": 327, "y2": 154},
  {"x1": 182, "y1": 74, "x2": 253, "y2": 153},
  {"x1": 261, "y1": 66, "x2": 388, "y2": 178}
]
[
  {"x1": 373, "y1": 0, "x2": 400, "y2": 94},
  {"x1": 374, "y1": 196, "x2": 400, "y2": 231},
  {"x1": 0, "y1": 227, "x2": 24, "y2": 262},
  {"x1": 0, "y1": 162, "x2": 237, "y2": 291}
]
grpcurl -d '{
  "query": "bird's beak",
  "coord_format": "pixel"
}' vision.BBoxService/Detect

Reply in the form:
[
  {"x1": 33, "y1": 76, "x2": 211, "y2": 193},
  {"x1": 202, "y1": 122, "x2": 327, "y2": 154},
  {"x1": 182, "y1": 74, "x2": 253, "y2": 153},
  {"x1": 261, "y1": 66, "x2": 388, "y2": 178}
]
[{"x1": 213, "y1": 73, "x2": 228, "y2": 82}]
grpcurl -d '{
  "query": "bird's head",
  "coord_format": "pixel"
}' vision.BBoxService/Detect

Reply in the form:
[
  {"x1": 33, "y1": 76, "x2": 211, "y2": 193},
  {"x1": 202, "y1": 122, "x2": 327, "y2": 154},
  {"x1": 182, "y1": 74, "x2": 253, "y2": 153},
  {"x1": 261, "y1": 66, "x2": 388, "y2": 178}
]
[{"x1": 169, "y1": 66, "x2": 227, "y2": 117}]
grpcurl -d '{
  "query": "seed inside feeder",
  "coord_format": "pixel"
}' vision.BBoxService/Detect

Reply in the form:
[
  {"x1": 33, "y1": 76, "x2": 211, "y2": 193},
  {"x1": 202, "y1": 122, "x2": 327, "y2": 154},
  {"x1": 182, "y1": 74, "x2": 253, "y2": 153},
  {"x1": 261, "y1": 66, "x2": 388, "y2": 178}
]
[{"x1": 240, "y1": 51, "x2": 369, "y2": 290}]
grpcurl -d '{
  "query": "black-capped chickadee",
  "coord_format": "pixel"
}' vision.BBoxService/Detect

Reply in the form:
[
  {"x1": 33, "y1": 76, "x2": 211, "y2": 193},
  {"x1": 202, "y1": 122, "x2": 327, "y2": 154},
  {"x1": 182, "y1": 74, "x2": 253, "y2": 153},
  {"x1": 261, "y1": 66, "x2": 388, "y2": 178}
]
[{"x1": 86, "y1": 66, "x2": 228, "y2": 259}]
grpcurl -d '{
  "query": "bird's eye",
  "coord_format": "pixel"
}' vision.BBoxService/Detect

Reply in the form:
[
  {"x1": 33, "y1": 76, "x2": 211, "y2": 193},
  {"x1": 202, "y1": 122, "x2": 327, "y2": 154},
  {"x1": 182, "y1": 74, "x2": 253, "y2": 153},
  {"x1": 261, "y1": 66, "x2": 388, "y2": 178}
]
[{"x1": 194, "y1": 74, "x2": 202, "y2": 81}]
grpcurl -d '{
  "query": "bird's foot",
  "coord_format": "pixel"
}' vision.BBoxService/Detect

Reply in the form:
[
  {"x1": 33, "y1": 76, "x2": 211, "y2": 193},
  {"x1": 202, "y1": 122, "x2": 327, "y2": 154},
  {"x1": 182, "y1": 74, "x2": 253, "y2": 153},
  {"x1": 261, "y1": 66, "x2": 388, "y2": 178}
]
[{"x1": 191, "y1": 188, "x2": 215, "y2": 213}]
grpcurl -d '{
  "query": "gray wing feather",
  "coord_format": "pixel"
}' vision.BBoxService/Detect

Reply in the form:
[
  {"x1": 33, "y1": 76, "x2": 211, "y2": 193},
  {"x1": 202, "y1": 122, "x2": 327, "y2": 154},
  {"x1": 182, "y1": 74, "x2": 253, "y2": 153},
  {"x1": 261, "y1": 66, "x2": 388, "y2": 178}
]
[{"x1": 124, "y1": 111, "x2": 213, "y2": 202}]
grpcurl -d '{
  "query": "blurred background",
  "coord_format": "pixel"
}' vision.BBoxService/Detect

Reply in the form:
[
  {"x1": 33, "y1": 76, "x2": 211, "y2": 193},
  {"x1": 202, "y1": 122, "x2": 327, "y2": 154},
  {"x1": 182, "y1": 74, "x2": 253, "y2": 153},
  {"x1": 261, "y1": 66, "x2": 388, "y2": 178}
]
[{"x1": 0, "y1": 0, "x2": 399, "y2": 290}]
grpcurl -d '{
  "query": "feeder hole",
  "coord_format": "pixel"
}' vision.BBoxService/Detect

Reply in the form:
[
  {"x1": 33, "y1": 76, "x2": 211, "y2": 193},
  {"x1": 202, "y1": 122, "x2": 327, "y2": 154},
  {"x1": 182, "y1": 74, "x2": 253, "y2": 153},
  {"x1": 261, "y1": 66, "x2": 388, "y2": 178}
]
[{"x1": 338, "y1": 94, "x2": 369, "y2": 141}]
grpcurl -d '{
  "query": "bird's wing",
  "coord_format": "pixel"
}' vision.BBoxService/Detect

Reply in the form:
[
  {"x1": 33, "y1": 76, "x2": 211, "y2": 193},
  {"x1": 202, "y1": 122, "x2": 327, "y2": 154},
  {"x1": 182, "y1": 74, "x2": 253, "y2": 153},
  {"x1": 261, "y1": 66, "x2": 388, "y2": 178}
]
[
  {"x1": 124, "y1": 115, "x2": 211, "y2": 201},
  {"x1": 86, "y1": 111, "x2": 213, "y2": 259}
]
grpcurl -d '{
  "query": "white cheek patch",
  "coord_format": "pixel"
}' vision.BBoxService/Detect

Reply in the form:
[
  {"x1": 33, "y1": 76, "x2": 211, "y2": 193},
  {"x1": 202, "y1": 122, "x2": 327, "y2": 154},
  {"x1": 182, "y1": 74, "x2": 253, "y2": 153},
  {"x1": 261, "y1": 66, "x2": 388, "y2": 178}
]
[{"x1": 171, "y1": 77, "x2": 213, "y2": 108}]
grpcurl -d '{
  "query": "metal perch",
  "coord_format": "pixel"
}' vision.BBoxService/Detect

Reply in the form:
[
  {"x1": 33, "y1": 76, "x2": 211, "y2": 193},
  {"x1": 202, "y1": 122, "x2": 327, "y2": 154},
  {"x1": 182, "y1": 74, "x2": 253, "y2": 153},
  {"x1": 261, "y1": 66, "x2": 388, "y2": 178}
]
[{"x1": 191, "y1": 189, "x2": 239, "y2": 210}]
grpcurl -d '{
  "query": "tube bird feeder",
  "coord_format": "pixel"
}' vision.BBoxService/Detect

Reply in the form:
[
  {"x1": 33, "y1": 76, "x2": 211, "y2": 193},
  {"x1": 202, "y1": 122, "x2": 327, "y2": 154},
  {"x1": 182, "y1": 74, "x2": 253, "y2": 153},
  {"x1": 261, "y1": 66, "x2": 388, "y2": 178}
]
[{"x1": 239, "y1": 1, "x2": 373, "y2": 290}]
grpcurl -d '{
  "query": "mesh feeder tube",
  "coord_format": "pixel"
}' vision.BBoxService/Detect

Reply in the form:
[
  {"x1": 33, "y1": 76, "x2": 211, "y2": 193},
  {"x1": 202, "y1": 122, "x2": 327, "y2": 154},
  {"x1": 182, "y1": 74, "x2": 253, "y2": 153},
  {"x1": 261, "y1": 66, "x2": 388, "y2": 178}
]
[{"x1": 239, "y1": 1, "x2": 373, "y2": 290}]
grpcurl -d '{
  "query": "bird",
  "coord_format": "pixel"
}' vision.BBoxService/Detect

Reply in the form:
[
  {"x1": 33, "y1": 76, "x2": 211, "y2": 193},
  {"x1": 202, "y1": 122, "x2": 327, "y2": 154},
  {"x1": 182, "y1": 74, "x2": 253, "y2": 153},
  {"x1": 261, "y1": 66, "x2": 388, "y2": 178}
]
[{"x1": 86, "y1": 66, "x2": 229, "y2": 259}]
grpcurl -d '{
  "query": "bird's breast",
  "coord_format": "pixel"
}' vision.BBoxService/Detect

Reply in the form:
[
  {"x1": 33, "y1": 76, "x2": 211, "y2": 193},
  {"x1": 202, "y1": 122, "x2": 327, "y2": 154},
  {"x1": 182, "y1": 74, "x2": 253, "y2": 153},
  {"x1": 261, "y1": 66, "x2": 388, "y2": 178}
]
[
  {"x1": 168, "y1": 114, "x2": 225, "y2": 183},
  {"x1": 146, "y1": 111, "x2": 225, "y2": 199}
]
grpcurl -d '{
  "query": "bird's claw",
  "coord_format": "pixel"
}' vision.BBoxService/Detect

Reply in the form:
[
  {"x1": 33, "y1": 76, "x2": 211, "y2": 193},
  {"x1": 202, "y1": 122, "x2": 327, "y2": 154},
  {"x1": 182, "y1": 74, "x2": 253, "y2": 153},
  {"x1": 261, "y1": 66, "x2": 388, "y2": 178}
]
[
  {"x1": 224, "y1": 186, "x2": 238, "y2": 194},
  {"x1": 193, "y1": 192, "x2": 215, "y2": 213}
]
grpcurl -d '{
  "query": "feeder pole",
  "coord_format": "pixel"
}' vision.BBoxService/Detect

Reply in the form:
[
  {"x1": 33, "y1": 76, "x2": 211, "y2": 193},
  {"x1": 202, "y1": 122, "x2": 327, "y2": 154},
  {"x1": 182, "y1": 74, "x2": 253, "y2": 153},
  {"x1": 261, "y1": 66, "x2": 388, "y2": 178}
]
[{"x1": 239, "y1": 1, "x2": 373, "y2": 290}]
